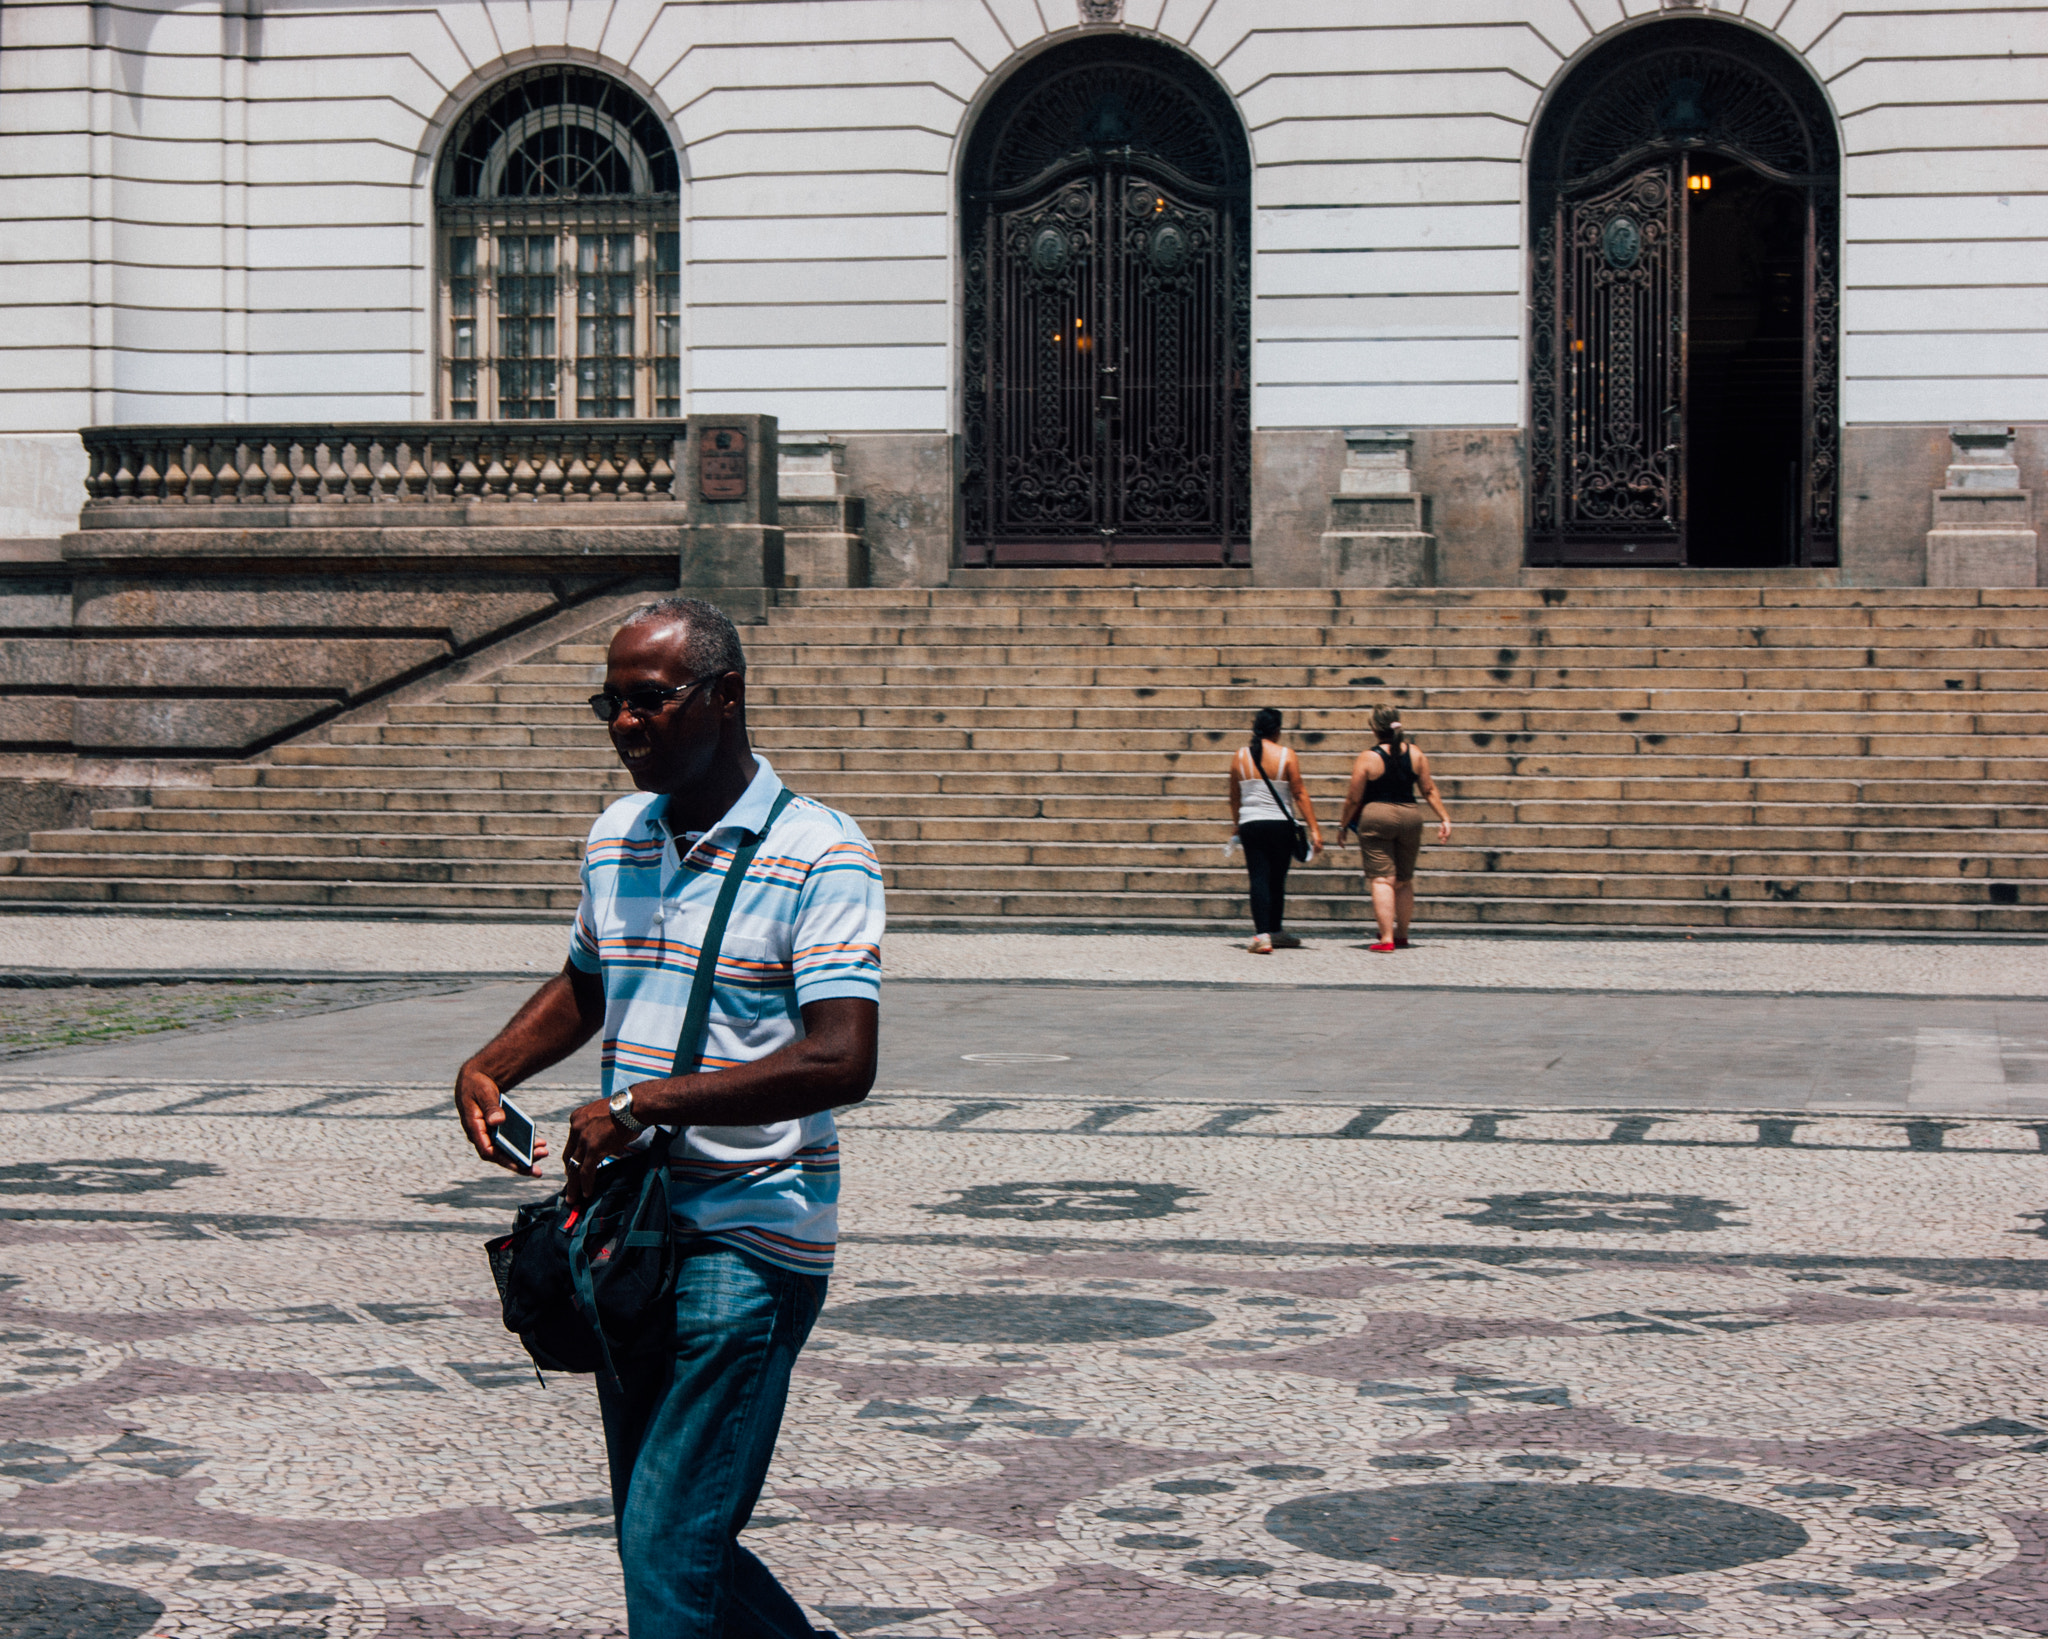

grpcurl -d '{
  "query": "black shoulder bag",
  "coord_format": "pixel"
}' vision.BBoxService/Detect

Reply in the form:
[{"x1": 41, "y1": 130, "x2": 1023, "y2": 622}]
[
  {"x1": 1250, "y1": 745, "x2": 1313, "y2": 862},
  {"x1": 485, "y1": 788, "x2": 797, "y2": 1381}
]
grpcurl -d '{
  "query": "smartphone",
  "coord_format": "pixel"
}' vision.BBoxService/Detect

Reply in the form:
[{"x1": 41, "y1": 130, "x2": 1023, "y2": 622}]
[{"x1": 492, "y1": 1094, "x2": 536, "y2": 1172}]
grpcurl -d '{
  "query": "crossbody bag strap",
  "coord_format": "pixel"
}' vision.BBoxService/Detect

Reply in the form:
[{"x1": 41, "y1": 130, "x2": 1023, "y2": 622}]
[
  {"x1": 1251, "y1": 745, "x2": 1294, "y2": 821},
  {"x1": 670, "y1": 785, "x2": 797, "y2": 1077}
]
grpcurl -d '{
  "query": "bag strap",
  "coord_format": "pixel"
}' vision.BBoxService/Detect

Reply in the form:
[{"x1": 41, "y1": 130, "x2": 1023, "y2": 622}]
[
  {"x1": 670, "y1": 784, "x2": 797, "y2": 1077},
  {"x1": 1251, "y1": 743, "x2": 1294, "y2": 823}
]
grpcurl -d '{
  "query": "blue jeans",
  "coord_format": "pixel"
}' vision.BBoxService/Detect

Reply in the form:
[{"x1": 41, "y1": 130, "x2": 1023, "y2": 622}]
[{"x1": 596, "y1": 1245, "x2": 827, "y2": 1639}]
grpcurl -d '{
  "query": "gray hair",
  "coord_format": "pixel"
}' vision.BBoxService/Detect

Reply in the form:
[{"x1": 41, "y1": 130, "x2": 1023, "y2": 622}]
[{"x1": 618, "y1": 596, "x2": 747, "y2": 680}]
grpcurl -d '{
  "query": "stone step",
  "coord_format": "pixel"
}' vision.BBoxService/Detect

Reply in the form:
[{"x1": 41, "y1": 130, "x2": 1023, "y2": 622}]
[
  {"x1": 401, "y1": 681, "x2": 2048, "y2": 728},
  {"x1": 736, "y1": 632, "x2": 2048, "y2": 666},
  {"x1": 772, "y1": 586, "x2": 2048, "y2": 613},
  {"x1": 0, "y1": 870, "x2": 2032, "y2": 932},
  {"x1": 331, "y1": 708, "x2": 2048, "y2": 753},
  {"x1": 218, "y1": 755, "x2": 2048, "y2": 796},
  {"x1": 162, "y1": 785, "x2": 614, "y2": 815},
  {"x1": 83, "y1": 801, "x2": 2048, "y2": 856},
  {"x1": 83, "y1": 805, "x2": 2048, "y2": 858},
  {"x1": 387, "y1": 693, "x2": 2048, "y2": 734},
  {"x1": 740, "y1": 677, "x2": 2048, "y2": 709},
  {"x1": 13, "y1": 842, "x2": 2041, "y2": 901},
  {"x1": 0, "y1": 873, "x2": 581, "y2": 913}
]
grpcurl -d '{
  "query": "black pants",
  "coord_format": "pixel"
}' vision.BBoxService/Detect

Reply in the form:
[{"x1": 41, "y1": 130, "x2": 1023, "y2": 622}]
[{"x1": 1239, "y1": 819, "x2": 1296, "y2": 935}]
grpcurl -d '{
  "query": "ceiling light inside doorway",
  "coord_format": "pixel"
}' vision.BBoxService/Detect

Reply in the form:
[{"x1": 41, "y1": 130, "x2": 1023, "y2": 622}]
[{"x1": 1687, "y1": 173, "x2": 1713, "y2": 192}]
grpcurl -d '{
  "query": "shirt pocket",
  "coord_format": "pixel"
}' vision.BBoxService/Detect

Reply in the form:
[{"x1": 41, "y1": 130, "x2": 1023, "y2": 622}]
[{"x1": 712, "y1": 929, "x2": 799, "y2": 1027}]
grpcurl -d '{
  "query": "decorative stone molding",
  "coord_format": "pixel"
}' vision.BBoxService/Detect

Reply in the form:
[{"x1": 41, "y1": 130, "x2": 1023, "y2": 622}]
[
  {"x1": 1926, "y1": 424, "x2": 2037, "y2": 587},
  {"x1": 1322, "y1": 430, "x2": 1436, "y2": 587},
  {"x1": 1077, "y1": 0, "x2": 1123, "y2": 22}
]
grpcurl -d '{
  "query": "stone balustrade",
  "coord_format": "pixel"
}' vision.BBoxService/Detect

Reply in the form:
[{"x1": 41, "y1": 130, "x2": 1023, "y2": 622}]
[{"x1": 81, "y1": 422, "x2": 684, "y2": 509}]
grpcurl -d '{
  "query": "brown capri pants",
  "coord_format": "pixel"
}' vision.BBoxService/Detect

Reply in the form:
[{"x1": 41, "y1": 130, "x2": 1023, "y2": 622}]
[{"x1": 1357, "y1": 801, "x2": 1423, "y2": 881}]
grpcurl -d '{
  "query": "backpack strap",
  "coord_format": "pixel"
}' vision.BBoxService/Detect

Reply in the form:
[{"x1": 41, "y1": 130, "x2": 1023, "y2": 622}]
[{"x1": 670, "y1": 785, "x2": 797, "y2": 1076}]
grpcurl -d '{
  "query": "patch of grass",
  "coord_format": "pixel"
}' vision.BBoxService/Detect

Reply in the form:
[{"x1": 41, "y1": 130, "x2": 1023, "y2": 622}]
[{"x1": 0, "y1": 980, "x2": 472, "y2": 1059}]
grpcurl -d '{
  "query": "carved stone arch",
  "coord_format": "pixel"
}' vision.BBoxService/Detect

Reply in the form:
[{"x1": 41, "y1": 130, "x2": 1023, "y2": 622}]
[
  {"x1": 959, "y1": 35, "x2": 1252, "y2": 566},
  {"x1": 1527, "y1": 20, "x2": 1841, "y2": 567}
]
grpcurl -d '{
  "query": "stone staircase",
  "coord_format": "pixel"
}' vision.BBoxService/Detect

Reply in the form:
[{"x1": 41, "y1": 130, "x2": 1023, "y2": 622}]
[{"x1": 4, "y1": 571, "x2": 2046, "y2": 932}]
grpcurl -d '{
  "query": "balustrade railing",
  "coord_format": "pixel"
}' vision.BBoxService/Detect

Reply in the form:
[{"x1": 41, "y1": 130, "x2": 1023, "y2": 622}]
[{"x1": 81, "y1": 423, "x2": 683, "y2": 508}]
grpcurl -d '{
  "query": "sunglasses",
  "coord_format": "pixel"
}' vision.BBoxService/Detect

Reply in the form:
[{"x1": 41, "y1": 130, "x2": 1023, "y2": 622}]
[{"x1": 588, "y1": 674, "x2": 718, "y2": 724}]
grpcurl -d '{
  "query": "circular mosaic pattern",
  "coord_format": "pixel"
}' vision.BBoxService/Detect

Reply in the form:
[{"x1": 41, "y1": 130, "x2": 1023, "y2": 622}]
[
  {"x1": 1061, "y1": 1452, "x2": 2014, "y2": 1623},
  {"x1": 820, "y1": 1294, "x2": 1214, "y2": 1345},
  {"x1": 1264, "y1": 1482, "x2": 1807, "y2": 1578}
]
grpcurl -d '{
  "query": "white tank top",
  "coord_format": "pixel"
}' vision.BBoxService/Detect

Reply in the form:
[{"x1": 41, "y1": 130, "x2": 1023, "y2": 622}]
[{"x1": 1236, "y1": 744, "x2": 1295, "y2": 824}]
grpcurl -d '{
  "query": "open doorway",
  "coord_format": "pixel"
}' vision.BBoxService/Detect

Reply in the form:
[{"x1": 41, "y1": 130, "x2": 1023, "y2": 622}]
[
  {"x1": 1684, "y1": 160, "x2": 1807, "y2": 567},
  {"x1": 1525, "y1": 19, "x2": 1840, "y2": 568}
]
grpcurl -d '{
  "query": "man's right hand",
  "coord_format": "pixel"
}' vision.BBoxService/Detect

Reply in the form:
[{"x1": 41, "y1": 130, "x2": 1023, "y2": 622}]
[{"x1": 455, "y1": 1063, "x2": 549, "y2": 1175}]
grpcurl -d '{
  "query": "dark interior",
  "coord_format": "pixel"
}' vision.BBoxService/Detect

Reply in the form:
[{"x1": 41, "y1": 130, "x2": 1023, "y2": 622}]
[{"x1": 1683, "y1": 160, "x2": 1808, "y2": 566}]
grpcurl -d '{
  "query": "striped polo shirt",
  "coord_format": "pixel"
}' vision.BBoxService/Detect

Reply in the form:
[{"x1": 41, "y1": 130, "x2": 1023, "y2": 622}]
[{"x1": 567, "y1": 755, "x2": 884, "y2": 1274}]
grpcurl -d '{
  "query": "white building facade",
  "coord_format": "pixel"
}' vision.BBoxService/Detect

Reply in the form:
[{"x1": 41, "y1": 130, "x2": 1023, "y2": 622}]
[{"x1": 2, "y1": 0, "x2": 2043, "y2": 586}]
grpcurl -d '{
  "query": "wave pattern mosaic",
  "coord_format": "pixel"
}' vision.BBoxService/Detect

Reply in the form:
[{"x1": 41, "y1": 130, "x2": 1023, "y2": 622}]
[{"x1": 0, "y1": 1079, "x2": 2044, "y2": 1637}]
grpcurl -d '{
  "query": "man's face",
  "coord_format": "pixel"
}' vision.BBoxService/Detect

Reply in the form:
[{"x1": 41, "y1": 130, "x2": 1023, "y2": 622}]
[{"x1": 603, "y1": 619, "x2": 724, "y2": 794}]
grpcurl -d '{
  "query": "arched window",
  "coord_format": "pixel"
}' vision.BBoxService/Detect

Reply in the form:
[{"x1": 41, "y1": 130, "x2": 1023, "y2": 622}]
[{"x1": 437, "y1": 67, "x2": 683, "y2": 420}]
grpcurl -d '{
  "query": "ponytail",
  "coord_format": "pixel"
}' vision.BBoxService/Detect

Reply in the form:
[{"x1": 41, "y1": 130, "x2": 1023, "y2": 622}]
[
  {"x1": 1371, "y1": 704, "x2": 1404, "y2": 749},
  {"x1": 1249, "y1": 706, "x2": 1284, "y2": 768}
]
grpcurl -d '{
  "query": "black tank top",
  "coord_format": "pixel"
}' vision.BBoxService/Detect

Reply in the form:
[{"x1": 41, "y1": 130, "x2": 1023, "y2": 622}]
[{"x1": 1362, "y1": 742, "x2": 1417, "y2": 805}]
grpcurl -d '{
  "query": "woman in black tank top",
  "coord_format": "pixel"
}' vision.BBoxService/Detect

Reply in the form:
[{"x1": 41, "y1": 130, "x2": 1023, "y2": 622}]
[
  {"x1": 1337, "y1": 705, "x2": 1453, "y2": 951},
  {"x1": 1361, "y1": 742, "x2": 1419, "y2": 806}
]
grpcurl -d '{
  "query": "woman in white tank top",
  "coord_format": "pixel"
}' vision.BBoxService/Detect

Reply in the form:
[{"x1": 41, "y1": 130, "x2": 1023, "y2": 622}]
[{"x1": 1227, "y1": 707, "x2": 1325, "y2": 953}]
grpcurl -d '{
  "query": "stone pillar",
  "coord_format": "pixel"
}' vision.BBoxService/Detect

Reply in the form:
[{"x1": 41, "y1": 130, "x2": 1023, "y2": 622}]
[
  {"x1": 1926, "y1": 424, "x2": 2037, "y2": 587},
  {"x1": 1321, "y1": 429, "x2": 1436, "y2": 586},
  {"x1": 778, "y1": 434, "x2": 868, "y2": 588},
  {"x1": 680, "y1": 414, "x2": 784, "y2": 621}
]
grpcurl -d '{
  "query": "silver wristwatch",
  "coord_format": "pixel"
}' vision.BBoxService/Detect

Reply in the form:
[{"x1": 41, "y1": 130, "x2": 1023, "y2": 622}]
[{"x1": 607, "y1": 1089, "x2": 644, "y2": 1133}]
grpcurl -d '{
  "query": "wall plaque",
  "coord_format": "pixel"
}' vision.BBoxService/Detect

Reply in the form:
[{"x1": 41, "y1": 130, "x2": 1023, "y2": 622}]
[{"x1": 699, "y1": 428, "x2": 748, "y2": 501}]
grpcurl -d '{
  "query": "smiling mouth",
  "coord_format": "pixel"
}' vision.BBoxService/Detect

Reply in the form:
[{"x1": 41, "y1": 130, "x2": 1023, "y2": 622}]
[{"x1": 614, "y1": 736, "x2": 654, "y2": 763}]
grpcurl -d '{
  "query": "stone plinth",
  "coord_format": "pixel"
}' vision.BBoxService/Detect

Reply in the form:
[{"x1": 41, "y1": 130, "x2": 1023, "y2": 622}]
[
  {"x1": 779, "y1": 435, "x2": 869, "y2": 587},
  {"x1": 1321, "y1": 430, "x2": 1435, "y2": 587},
  {"x1": 680, "y1": 414, "x2": 784, "y2": 619},
  {"x1": 1926, "y1": 424, "x2": 2037, "y2": 587}
]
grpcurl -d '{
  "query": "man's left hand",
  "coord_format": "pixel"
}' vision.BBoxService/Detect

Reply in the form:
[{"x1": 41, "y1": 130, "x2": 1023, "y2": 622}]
[{"x1": 562, "y1": 1098, "x2": 641, "y2": 1205}]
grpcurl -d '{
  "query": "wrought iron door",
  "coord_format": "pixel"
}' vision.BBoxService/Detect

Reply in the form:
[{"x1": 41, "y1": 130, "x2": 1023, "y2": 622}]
[
  {"x1": 960, "y1": 36, "x2": 1251, "y2": 568},
  {"x1": 1540, "y1": 158, "x2": 1688, "y2": 563},
  {"x1": 1526, "y1": 20, "x2": 1840, "y2": 567},
  {"x1": 968, "y1": 159, "x2": 1244, "y2": 563}
]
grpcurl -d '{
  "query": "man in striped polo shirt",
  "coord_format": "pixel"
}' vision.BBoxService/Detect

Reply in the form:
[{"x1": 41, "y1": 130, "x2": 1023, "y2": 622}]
[{"x1": 455, "y1": 595, "x2": 883, "y2": 1639}]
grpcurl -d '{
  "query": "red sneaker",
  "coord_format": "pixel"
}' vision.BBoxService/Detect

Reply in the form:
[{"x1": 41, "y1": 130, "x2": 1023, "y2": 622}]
[{"x1": 1370, "y1": 941, "x2": 1397, "y2": 953}]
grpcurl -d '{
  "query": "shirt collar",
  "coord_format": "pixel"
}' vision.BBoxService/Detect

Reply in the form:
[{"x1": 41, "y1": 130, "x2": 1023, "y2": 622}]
[{"x1": 658, "y1": 755, "x2": 783, "y2": 863}]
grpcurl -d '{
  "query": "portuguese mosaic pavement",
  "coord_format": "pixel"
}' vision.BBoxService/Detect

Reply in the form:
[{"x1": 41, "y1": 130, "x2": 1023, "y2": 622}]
[{"x1": 1, "y1": 1075, "x2": 2046, "y2": 1638}]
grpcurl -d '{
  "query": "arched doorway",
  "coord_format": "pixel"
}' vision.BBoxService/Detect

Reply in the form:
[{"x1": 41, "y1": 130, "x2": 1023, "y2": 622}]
[
  {"x1": 960, "y1": 37, "x2": 1251, "y2": 567},
  {"x1": 1526, "y1": 22, "x2": 1840, "y2": 568}
]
